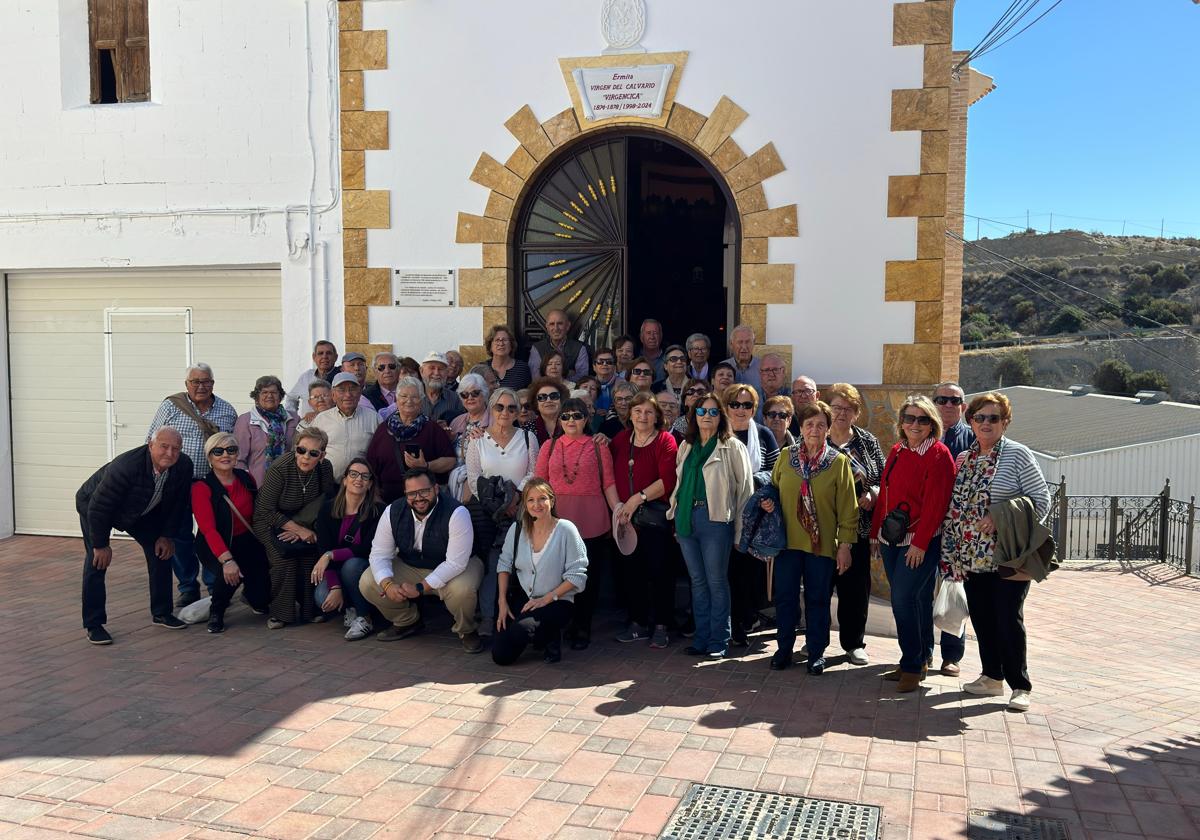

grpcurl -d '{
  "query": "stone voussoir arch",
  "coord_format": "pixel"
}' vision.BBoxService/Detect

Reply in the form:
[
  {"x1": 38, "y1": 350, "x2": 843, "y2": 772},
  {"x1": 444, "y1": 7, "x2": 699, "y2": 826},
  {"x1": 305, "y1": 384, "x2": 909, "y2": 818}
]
[{"x1": 454, "y1": 98, "x2": 799, "y2": 369}]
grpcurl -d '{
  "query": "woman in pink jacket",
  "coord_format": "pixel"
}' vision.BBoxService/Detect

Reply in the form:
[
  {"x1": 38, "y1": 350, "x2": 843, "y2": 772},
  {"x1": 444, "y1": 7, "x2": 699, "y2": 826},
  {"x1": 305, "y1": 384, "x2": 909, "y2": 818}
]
[{"x1": 233, "y1": 375, "x2": 300, "y2": 484}]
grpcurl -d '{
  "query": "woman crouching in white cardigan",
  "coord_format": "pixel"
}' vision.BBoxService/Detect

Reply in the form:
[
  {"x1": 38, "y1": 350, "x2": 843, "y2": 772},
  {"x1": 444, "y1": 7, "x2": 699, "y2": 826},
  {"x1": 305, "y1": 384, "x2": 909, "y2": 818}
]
[{"x1": 494, "y1": 478, "x2": 589, "y2": 665}]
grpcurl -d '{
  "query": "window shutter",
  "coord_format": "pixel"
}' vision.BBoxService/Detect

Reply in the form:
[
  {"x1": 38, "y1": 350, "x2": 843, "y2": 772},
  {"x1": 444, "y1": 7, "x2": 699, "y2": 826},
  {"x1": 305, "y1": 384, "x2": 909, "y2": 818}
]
[
  {"x1": 88, "y1": 0, "x2": 121, "y2": 104},
  {"x1": 121, "y1": 0, "x2": 150, "y2": 102}
]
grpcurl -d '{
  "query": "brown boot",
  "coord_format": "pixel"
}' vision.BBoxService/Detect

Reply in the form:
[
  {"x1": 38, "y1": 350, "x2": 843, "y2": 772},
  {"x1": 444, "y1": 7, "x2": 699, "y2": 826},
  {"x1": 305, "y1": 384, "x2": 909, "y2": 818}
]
[
  {"x1": 897, "y1": 672, "x2": 922, "y2": 693},
  {"x1": 883, "y1": 668, "x2": 902, "y2": 681}
]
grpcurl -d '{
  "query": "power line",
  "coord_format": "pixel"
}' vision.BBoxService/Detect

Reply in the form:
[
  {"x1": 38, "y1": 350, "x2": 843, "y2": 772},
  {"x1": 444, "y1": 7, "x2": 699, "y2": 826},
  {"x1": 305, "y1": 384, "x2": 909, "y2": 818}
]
[
  {"x1": 973, "y1": 0, "x2": 1067, "y2": 61},
  {"x1": 953, "y1": 0, "x2": 1067, "y2": 74}
]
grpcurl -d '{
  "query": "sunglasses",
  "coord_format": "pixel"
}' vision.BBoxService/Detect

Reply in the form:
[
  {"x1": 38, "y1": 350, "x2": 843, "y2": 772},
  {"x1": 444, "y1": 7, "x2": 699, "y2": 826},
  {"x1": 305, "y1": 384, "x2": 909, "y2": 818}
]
[
  {"x1": 594, "y1": 358, "x2": 615, "y2": 366},
  {"x1": 295, "y1": 446, "x2": 325, "y2": 458},
  {"x1": 631, "y1": 368, "x2": 653, "y2": 377},
  {"x1": 209, "y1": 445, "x2": 239, "y2": 457},
  {"x1": 376, "y1": 363, "x2": 398, "y2": 371},
  {"x1": 728, "y1": 401, "x2": 755, "y2": 410},
  {"x1": 460, "y1": 389, "x2": 483, "y2": 399},
  {"x1": 972, "y1": 413, "x2": 1003, "y2": 424},
  {"x1": 764, "y1": 411, "x2": 791, "y2": 421},
  {"x1": 666, "y1": 355, "x2": 685, "y2": 364},
  {"x1": 933, "y1": 395, "x2": 963, "y2": 406},
  {"x1": 536, "y1": 392, "x2": 561, "y2": 402},
  {"x1": 560, "y1": 412, "x2": 586, "y2": 421},
  {"x1": 694, "y1": 407, "x2": 722, "y2": 418},
  {"x1": 901, "y1": 414, "x2": 933, "y2": 426},
  {"x1": 685, "y1": 387, "x2": 708, "y2": 396},
  {"x1": 494, "y1": 403, "x2": 519, "y2": 413},
  {"x1": 346, "y1": 469, "x2": 372, "y2": 482}
]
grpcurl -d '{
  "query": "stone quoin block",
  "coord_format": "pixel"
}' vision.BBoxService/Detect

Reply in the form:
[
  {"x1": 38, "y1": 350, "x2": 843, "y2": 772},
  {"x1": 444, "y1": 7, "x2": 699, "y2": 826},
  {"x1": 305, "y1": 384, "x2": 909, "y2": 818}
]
[
  {"x1": 458, "y1": 268, "x2": 509, "y2": 307},
  {"x1": 740, "y1": 263, "x2": 795, "y2": 305},
  {"x1": 887, "y1": 174, "x2": 946, "y2": 218},
  {"x1": 343, "y1": 190, "x2": 390, "y2": 229},
  {"x1": 542, "y1": 109, "x2": 581, "y2": 147},
  {"x1": 735, "y1": 184, "x2": 768, "y2": 215},
  {"x1": 914, "y1": 301, "x2": 944, "y2": 343},
  {"x1": 458, "y1": 345, "x2": 488, "y2": 369},
  {"x1": 344, "y1": 268, "x2": 390, "y2": 307},
  {"x1": 482, "y1": 244, "x2": 509, "y2": 269},
  {"x1": 694, "y1": 96, "x2": 749, "y2": 155},
  {"x1": 341, "y1": 150, "x2": 364, "y2": 190},
  {"x1": 343, "y1": 229, "x2": 367, "y2": 268},
  {"x1": 923, "y1": 43, "x2": 952, "y2": 88},
  {"x1": 344, "y1": 307, "x2": 369, "y2": 343},
  {"x1": 482, "y1": 307, "x2": 510, "y2": 337},
  {"x1": 339, "y1": 30, "x2": 387, "y2": 71},
  {"x1": 455, "y1": 213, "x2": 507, "y2": 244},
  {"x1": 340, "y1": 111, "x2": 389, "y2": 151},
  {"x1": 469, "y1": 153, "x2": 524, "y2": 200},
  {"x1": 920, "y1": 131, "x2": 949, "y2": 174},
  {"x1": 712, "y1": 137, "x2": 747, "y2": 173},
  {"x1": 891, "y1": 88, "x2": 949, "y2": 132},
  {"x1": 484, "y1": 192, "x2": 515, "y2": 221},
  {"x1": 882, "y1": 343, "x2": 942, "y2": 385},
  {"x1": 727, "y1": 143, "x2": 786, "y2": 193},
  {"x1": 739, "y1": 304, "x2": 767, "y2": 341},
  {"x1": 340, "y1": 71, "x2": 363, "y2": 111},
  {"x1": 893, "y1": 1, "x2": 952, "y2": 46},
  {"x1": 885, "y1": 259, "x2": 944, "y2": 301},
  {"x1": 743, "y1": 205, "x2": 799, "y2": 238},
  {"x1": 917, "y1": 217, "x2": 946, "y2": 260},
  {"x1": 338, "y1": 1, "x2": 362, "y2": 32},
  {"x1": 742, "y1": 237, "x2": 768, "y2": 264},
  {"x1": 504, "y1": 146, "x2": 538, "y2": 181},
  {"x1": 666, "y1": 103, "x2": 706, "y2": 141},
  {"x1": 504, "y1": 106, "x2": 555, "y2": 162}
]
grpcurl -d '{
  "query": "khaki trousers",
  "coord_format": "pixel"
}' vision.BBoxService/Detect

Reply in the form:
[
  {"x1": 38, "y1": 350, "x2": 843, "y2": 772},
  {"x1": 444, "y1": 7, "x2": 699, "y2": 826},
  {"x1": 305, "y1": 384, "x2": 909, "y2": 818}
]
[{"x1": 359, "y1": 558, "x2": 483, "y2": 637}]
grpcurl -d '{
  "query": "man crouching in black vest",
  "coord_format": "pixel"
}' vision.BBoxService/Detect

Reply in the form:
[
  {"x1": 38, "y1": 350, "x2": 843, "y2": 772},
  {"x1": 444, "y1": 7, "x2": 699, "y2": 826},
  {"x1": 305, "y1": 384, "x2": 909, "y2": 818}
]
[{"x1": 359, "y1": 467, "x2": 484, "y2": 653}]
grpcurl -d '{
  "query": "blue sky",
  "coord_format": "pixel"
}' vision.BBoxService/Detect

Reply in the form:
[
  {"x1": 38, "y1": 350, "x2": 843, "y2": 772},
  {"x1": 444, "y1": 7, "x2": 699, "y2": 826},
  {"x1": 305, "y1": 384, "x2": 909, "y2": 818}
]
[{"x1": 954, "y1": 1, "x2": 1200, "y2": 240}]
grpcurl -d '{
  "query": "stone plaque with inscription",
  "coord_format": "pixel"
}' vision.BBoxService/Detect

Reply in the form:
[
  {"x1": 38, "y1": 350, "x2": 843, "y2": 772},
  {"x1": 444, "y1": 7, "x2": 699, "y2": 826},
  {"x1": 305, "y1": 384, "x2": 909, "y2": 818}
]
[
  {"x1": 392, "y1": 269, "x2": 456, "y2": 307},
  {"x1": 571, "y1": 64, "x2": 674, "y2": 121}
]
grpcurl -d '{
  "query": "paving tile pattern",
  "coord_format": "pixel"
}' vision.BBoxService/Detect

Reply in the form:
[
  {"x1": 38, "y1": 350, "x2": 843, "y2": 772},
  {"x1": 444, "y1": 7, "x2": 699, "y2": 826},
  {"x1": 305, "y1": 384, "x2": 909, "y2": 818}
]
[{"x1": 1, "y1": 537, "x2": 1198, "y2": 839}]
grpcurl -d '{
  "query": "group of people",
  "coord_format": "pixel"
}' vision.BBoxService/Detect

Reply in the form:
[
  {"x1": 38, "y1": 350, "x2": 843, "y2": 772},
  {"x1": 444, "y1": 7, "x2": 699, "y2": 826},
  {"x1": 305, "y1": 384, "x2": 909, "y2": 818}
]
[{"x1": 76, "y1": 312, "x2": 1050, "y2": 710}]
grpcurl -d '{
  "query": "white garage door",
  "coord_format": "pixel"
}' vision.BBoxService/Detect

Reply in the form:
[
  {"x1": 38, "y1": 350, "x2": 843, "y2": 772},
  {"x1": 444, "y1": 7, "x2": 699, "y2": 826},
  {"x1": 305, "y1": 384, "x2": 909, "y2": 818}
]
[{"x1": 7, "y1": 269, "x2": 283, "y2": 535}]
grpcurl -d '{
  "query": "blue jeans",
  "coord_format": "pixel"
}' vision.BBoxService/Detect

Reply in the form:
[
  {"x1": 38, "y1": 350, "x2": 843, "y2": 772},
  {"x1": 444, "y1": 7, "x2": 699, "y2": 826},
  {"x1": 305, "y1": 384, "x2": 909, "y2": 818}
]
[
  {"x1": 314, "y1": 556, "x2": 371, "y2": 616},
  {"x1": 677, "y1": 507, "x2": 733, "y2": 653},
  {"x1": 773, "y1": 549, "x2": 835, "y2": 660},
  {"x1": 941, "y1": 628, "x2": 966, "y2": 664},
  {"x1": 173, "y1": 522, "x2": 216, "y2": 597},
  {"x1": 881, "y1": 536, "x2": 941, "y2": 674}
]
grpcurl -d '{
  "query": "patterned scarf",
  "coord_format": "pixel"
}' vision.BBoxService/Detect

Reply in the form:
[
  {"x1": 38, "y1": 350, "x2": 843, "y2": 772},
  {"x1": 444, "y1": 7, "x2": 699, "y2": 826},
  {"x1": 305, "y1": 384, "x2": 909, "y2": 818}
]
[
  {"x1": 387, "y1": 410, "x2": 427, "y2": 441},
  {"x1": 260, "y1": 405, "x2": 290, "y2": 468},
  {"x1": 788, "y1": 442, "x2": 837, "y2": 548}
]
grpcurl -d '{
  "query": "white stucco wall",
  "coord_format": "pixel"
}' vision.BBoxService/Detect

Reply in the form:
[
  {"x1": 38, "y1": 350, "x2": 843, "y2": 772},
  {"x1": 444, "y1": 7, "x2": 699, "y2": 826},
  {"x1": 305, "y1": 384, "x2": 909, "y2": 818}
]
[
  {"x1": 0, "y1": 0, "x2": 343, "y2": 537},
  {"x1": 363, "y1": 0, "x2": 923, "y2": 381}
]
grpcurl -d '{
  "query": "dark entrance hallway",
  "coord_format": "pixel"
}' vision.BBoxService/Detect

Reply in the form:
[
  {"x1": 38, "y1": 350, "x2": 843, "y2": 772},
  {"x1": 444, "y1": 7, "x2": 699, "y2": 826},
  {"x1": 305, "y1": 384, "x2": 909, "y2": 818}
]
[{"x1": 515, "y1": 133, "x2": 735, "y2": 354}]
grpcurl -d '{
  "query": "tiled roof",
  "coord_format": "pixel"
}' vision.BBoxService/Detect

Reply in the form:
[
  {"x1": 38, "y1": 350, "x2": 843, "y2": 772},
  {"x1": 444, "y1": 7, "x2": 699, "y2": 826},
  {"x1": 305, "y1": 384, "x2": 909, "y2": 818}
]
[{"x1": 969, "y1": 386, "x2": 1200, "y2": 457}]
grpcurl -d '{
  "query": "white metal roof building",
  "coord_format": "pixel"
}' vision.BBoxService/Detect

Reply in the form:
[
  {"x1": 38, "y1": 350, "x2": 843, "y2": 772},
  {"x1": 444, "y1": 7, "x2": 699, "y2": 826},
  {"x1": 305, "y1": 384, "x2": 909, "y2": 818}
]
[{"x1": 978, "y1": 386, "x2": 1200, "y2": 504}]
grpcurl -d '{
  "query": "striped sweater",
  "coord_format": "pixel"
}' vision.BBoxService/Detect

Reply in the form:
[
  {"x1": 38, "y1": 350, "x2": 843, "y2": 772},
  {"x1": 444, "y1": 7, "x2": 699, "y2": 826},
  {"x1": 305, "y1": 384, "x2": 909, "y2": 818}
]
[{"x1": 956, "y1": 437, "x2": 1050, "y2": 520}]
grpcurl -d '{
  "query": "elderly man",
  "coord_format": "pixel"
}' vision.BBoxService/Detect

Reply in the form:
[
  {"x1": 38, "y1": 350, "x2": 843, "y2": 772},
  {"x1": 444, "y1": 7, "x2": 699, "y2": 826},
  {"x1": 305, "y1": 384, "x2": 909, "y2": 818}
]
[
  {"x1": 933, "y1": 380, "x2": 975, "y2": 676},
  {"x1": 359, "y1": 467, "x2": 483, "y2": 653},
  {"x1": 77, "y1": 428, "x2": 194, "y2": 644},
  {"x1": 338, "y1": 351, "x2": 377, "y2": 411},
  {"x1": 444, "y1": 350, "x2": 464, "y2": 391},
  {"x1": 364, "y1": 352, "x2": 402, "y2": 413},
  {"x1": 591, "y1": 346, "x2": 620, "y2": 413},
  {"x1": 311, "y1": 372, "x2": 381, "y2": 476},
  {"x1": 147, "y1": 363, "x2": 238, "y2": 607},
  {"x1": 638, "y1": 318, "x2": 666, "y2": 380},
  {"x1": 755, "y1": 353, "x2": 790, "y2": 421},
  {"x1": 787, "y1": 375, "x2": 821, "y2": 436},
  {"x1": 722, "y1": 324, "x2": 761, "y2": 391},
  {"x1": 685, "y1": 332, "x2": 711, "y2": 381},
  {"x1": 410, "y1": 352, "x2": 464, "y2": 424},
  {"x1": 285, "y1": 340, "x2": 340, "y2": 413},
  {"x1": 528, "y1": 309, "x2": 589, "y2": 381}
]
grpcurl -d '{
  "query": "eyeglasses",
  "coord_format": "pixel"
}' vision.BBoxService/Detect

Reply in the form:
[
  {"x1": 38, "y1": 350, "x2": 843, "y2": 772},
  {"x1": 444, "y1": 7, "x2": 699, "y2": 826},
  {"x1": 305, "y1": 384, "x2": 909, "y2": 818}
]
[
  {"x1": 764, "y1": 411, "x2": 791, "y2": 421},
  {"x1": 933, "y1": 395, "x2": 963, "y2": 406},
  {"x1": 404, "y1": 486, "x2": 435, "y2": 500},
  {"x1": 685, "y1": 387, "x2": 708, "y2": 396},
  {"x1": 536, "y1": 392, "x2": 561, "y2": 402},
  {"x1": 295, "y1": 446, "x2": 324, "y2": 458},
  {"x1": 728, "y1": 401, "x2": 755, "y2": 410},
  {"x1": 346, "y1": 469, "x2": 372, "y2": 482},
  {"x1": 594, "y1": 357, "x2": 615, "y2": 366},
  {"x1": 972, "y1": 413, "x2": 1003, "y2": 424},
  {"x1": 376, "y1": 363, "x2": 398, "y2": 371},
  {"x1": 209, "y1": 445, "x2": 239, "y2": 457},
  {"x1": 258, "y1": 390, "x2": 281, "y2": 399},
  {"x1": 460, "y1": 389, "x2": 483, "y2": 399},
  {"x1": 792, "y1": 388, "x2": 816, "y2": 396},
  {"x1": 901, "y1": 414, "x2": 934, "y2": 427},
  {"x1": 695, "y1": 407, "x2": 722, "y2": 417},
  {"x1": 494, "y1": 403, "x2": 519, "y2": 413},
  {"x1": 761, "y1": 367, "x2": 784, "y2": 375},
  {"x1": 560, "y1": 411, "x2": 585, "y2": 421},
  {"x1": 830, "y1": 405, "x2": 855, "y2": 415},
  {"x1": 631, "y1": 368, "x2": 653, "y2": 377},
  {"x1": 188, "y1": 378, "x2": 214, "y2": 387},
  {"x1": 666, "y1": 355, "x2": 685, "y2": 364}
]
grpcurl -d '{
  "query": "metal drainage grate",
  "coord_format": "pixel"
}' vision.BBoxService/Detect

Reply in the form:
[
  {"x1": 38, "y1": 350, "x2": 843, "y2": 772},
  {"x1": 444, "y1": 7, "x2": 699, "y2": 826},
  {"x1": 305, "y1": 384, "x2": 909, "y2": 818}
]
[
  {"x1": 660, "y1": 783, "x2": 881, "y2": 840},
  {"x1": 968, "y1": 809, "x2": 1071, "y2": 840}
]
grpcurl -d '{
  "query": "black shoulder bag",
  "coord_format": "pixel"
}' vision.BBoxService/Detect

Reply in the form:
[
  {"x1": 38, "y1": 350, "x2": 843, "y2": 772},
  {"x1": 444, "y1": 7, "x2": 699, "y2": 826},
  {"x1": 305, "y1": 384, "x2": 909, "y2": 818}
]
[{"x1": 878, "y1": 453, "x2": 912, "y2": 545}]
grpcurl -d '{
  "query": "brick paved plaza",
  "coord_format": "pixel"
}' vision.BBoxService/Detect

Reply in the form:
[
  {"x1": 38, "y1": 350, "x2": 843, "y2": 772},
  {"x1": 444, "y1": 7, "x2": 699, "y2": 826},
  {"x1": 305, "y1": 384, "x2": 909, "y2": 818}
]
[{"x1": 2, "y1": 536, "x2": 1199, "y2": 840}]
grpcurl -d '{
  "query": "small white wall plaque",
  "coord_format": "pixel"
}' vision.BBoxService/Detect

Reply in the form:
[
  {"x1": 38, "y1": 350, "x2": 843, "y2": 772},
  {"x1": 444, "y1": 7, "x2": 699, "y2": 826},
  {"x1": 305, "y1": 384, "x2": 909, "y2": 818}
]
[
  {"x1": 392, "y1": 268, "x2": 457, "y2": 307},
  {"x1": 571, "y1": 63, "x2": 675, "y2": 121}
]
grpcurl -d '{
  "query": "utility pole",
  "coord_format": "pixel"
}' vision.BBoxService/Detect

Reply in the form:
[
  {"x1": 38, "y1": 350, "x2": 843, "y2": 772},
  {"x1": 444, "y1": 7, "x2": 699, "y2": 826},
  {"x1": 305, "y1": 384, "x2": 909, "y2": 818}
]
[
  {"x1": 1026, "y1": 209, "x2": 1030, "y2": 230},
  {"x1": 976, "y1": 218, "x2": 980, "y2": 240},
  {"x1": 1049, "y1": 212, "x2": 1053, "y2": 233},
  {"x1": 1161, "y1": 218, "x2": 1166, "y2": 238},
  {"x1": 1121, "y1": 220, "x2": 1126, "y2": 236}
]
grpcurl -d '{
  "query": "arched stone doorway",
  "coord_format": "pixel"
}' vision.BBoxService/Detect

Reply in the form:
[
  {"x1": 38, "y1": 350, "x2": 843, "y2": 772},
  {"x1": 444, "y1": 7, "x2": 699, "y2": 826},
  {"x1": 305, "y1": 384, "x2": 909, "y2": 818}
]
[{"x1": 512, "y1": 130, "x2": 738, "y2": 352}]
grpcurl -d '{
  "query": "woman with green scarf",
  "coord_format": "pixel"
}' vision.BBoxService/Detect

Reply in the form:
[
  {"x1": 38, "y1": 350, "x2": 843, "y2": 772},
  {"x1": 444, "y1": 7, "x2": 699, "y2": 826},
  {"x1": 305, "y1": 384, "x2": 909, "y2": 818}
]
[{"x1": 667, "y1": 390, "x2": 753, "y2": 658}]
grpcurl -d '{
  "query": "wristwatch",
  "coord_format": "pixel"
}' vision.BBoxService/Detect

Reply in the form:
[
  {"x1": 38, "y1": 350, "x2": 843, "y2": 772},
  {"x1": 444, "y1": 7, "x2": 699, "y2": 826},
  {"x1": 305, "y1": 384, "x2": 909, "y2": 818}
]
[
  {"x1": 415, "y1": 582, "x2": 426, "y2": 595},
  {"x1": 639, "y1": 491, "x2": 648, "y2": 503},
  {"x1": 551, "y1": 593, "x2": 559, "y2": 601}
]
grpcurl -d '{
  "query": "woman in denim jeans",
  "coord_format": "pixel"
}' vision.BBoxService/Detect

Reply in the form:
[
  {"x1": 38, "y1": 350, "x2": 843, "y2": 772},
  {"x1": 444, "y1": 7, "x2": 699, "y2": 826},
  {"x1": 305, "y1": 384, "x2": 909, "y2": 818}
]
[
  {"x1": 668, "y1": 391, "x2": 753, "y2": 658},
  {"x1": 870, "y1": 396, "x2": 956, "y2": 693},
  {"x1": 311, "y1": 458, "x2": 382, "y2": 640}
]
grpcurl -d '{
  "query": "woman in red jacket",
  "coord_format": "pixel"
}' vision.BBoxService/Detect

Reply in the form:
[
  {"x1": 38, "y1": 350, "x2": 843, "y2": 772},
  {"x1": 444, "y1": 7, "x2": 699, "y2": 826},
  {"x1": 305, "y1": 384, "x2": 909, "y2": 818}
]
[{"x1": 870, "y1": 395, "x2": 956, "y2": 692}]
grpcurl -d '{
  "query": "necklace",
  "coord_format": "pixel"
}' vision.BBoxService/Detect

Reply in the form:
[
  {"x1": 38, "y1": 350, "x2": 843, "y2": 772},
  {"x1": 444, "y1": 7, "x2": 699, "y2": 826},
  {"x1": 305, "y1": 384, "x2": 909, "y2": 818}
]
[
  {"x1": 629, "y1": 430, "x2": 655, "y2": 469},
  {"x1": 297, "y1": 469, "x2": 315, "y2": 495},
  {"x1": 558, "y1": 437, "x2": 588, "y2": 485}
]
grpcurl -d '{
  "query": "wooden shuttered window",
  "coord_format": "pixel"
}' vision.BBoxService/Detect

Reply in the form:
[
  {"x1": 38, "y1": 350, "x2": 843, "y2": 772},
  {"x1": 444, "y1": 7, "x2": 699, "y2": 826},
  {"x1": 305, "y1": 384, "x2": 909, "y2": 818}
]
[{"x1": 89, "y1": 0, "x2": 150, "y2": 104}]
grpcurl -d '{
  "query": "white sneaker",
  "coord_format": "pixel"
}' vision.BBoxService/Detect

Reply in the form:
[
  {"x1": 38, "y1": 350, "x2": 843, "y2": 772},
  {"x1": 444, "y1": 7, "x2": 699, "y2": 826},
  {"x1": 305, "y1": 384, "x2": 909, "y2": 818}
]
[
  {"x1": 343, "y1": 607, "x2": 357, "y2": 629},
  {"x1": 344, "y1": 615, "x2": 372, "y2": 641},
  {"x1": 847, "y1": 648, "x2": 869, "y2": 666},
  {"x1": 963, "y1": 675, "x2": 1005, "y2": 696},
  {"x1": 1007, "y1": 690, "x2": 1031, "y2": 712}
]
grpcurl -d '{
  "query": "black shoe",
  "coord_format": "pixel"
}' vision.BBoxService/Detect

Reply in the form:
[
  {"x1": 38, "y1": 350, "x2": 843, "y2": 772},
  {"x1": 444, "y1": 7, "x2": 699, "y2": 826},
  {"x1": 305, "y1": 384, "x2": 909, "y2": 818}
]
[
  {"x1": 86, "y1": 626, "x2": 113, "y2": 645},
  {"x1": 153, "y1": 614, "x2": 187, "y2": 629},
  {"x1": 175, "y1": 591, "x2": 199, "y2": 609},
  {"x1": 730, "y1": 631, "x2": 749, "y2": 648},
  {"x1": 683, "y1": 645, "x2": 707, "y2": 656},
  {"x1": 543, "y1": 642, "x2": 562, "y2": 664},
  {"x1": 569, "y1": 634, "x2": 590, "y2": 651},
  {"x1": 207, "y1": 613, "x2": 225, "y2": 634},
  {"x1": 240, "y1": 593, "x2": 267, "y2": 615},
  {"x1": 377, "y1": 620, "x2": 424, "y2": 641},
  {"x1": 807, "y1": 657, "x2": 826, "y2": 676},
  {"x1": 769, "y1": 650, "x2": 792, "y2": 671}
]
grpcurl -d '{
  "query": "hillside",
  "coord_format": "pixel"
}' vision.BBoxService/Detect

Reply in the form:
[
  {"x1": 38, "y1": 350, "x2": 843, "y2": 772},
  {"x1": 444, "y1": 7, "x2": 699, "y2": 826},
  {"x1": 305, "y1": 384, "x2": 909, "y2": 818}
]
[{"x1": 961, "y1": 230, "x2": 1200, "y2": 344}]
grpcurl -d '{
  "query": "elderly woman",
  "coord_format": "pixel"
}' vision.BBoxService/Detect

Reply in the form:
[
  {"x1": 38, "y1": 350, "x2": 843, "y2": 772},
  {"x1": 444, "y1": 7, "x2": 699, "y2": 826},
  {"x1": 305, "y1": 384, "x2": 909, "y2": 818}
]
[
  {"x1": 610, "y1": 393, "x2": 679, "y2": 648},
  {"x1": 669, "y1": 391, "x2": 753, "y2": 658},
  {"x1": 627, "y1": 357, "x2": 656, "y2": 393},
  {"x1": 535, "y1": 397, "x2": 619, "y2": 650},
  {"x1": 613, "y1": 334, "x2": 637, "y2": 376},
  {"x1": 494, "y1": 479, "x2": 589, "y2": 665},
  {"x1": 943, "y1": 392, "x2": 1049, "y2": 712},
  {"x1": 762, "y1": 395, "x2": 795, "y2": 449},
  {"x1": 467, "y1": 387, "x2": 540, "y2": 634},
  {"x1": 252, "y1": 427, "x2": 336, "y2": 629},
  {"x1": 529, "y1": 377, "x2": 568, "y2": 445},
  {"x1": 712, "y1": 362, "x2": 737, "y2": 393},
  {"x1": 193, "y1": 433, "x2": 269, "y2": 633},
  {"x1": 366, "y1": 376, "x2": 456, "y2": 503},
  {"x1": 598, "y1": 379, "x2": 638, "y2": 438},
  {"x1": 486, "y1": 325, "x2": 532, "y2": 391},
  {"x1": 234, "y1": 375, "x2": 300, "y2": 485},
  {"x1": 869, "y1": 396, "x2": 955, "y2": 692},
  {"x1": 761, "y1": 402, "x2": 859, "y2": 674},
  {"x1": 652, "y1": 345, "x2": 690, "y2": 402},
  {"x1": 297, "y1": 380, "x2": 332, "y2": 430},
  {"x1": 311, "y1": 457, "x2": 382, "y2": 640},
  {"x1": 825, "y1": 383, "x2": 886, "y2": 666},
  {"x1": 676, "y1": 381, "x2": 709, "y2": 436},
  {"x1": 656, "y1": 388, "x2": 684, "y2": 444},
  {"x1": 447, "y1": 372, "x2": 491, "y2": 501},
  {"x1": 539, "y1": 350, "x2": 576, "y2": 391}
]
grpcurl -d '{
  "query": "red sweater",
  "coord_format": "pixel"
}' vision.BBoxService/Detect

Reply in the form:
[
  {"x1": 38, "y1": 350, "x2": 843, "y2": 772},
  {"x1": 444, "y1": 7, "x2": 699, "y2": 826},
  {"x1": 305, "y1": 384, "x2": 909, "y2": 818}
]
[
  {"x1": 869, "y1": 439, "x2": 956, "y2": 551},
  {"x1": 609, "y1": 429, "x2": 678, "y2": 502},
  {"x1": 192, "y1": 478, "x2": 254, "y2": 558}
]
